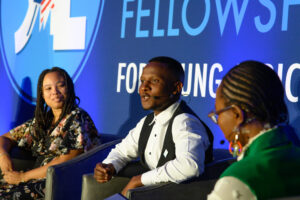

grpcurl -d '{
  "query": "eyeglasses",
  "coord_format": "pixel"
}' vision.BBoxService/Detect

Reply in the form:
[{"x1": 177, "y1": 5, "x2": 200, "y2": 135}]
[{"x1": 208, "y1": 105, "x2": 234, "y2": 124}]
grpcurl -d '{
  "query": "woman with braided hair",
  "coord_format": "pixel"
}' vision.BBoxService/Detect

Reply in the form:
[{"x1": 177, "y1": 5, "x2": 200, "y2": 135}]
[
  {"x1": 0, "y1": 67, "x2": 100, "y2": 199},
  {"x1": 207, "y1": 61, "x2": 300, "y2": 199}
]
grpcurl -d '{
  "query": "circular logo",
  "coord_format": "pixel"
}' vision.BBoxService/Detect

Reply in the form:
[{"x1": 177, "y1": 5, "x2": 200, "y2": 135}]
[{"x1": 0, "y1": 0, "x2": 105, "y2": 104}]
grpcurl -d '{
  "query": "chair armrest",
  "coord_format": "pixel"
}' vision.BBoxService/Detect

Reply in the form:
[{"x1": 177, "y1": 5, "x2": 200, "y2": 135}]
[
  {"x1": 81, "y1": 173, "x2": 101, "y2": 200},
  {"x1": 127, "y1": 155, "x2": 236, "y2": 200},
  {"x1": 127, "y1": 182, "x2": 170, "y2": 199},
  {"x1": 127, "y1": 180, "x2": 217, "y2": 200},
  {"x1": 81, "y1": 173, "x2": 130, "y2": 200},
  {"x1": 45, "y1": 139, "x2": 121, "y2": 200},
  {"x1": 101, "y1": 134, "x2": 122, "y2": 144}
]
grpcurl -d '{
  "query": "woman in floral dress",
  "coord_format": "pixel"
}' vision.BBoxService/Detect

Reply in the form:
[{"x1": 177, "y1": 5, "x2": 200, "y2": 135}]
[{"x1": 0, "y1": 67, "x2": 100, "y2": 199}]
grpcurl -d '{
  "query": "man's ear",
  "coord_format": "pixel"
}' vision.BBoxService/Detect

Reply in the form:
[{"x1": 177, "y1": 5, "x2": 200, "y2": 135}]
[
  {"x1": 232, "y1": 105, "x2": 245, "y2": 126},
  {"x1": 173, "y1": 81, "x2": 183, "y2": 95}
]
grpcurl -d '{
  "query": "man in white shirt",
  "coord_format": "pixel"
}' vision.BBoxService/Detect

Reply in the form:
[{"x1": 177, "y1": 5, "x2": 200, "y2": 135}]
[{"x1": 94, "y1": 56, "x2": 213, "y2": 197}]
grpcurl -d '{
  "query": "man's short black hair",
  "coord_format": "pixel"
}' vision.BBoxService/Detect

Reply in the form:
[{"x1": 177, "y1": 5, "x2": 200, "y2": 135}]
[{"x1": 149, "y1": 56, "x2": 184, "y2": 84}]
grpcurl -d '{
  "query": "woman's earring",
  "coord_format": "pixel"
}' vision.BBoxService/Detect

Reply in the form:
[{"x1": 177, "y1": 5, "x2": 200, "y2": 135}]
[{"x1": 229, "y1": 127, "x2": 243, "y2": 157}]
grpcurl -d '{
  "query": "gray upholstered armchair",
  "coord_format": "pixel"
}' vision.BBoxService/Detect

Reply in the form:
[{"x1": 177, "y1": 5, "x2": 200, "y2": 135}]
[
  {"x1": 8, "y1": 137, "x2": 235, "y2": 200},
  {"x1": 126, "y1": 150, "x2": 235, "y2": 200},
  {"x1": 44, "y1": 134, "x2": 121, "y2": 200},
  {"x1": 81, "y1": 149, "x2": 236, "y2": 200},
  {"x1": 6, "y1": 134, "x2": 121, "y2": 200}
]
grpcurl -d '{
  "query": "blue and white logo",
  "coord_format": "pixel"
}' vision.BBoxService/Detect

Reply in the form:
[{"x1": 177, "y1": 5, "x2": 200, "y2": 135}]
[{"x1": 0, "y1": 0, "x2": 105, "y2": 103}]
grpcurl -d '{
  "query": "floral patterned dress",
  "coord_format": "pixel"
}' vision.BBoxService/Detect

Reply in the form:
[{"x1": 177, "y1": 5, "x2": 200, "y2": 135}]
[{"x1": 0, "y1": 107, "x2": 101, "y2": 199}]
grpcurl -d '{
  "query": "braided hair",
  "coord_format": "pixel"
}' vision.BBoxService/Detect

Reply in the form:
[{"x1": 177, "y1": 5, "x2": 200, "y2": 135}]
[
  {"x1": 34, "y1": 67, "x2": 79, "y2": 139},
  {"x1": 220, "y1": 61, "x2": 288, "y2": 126}
]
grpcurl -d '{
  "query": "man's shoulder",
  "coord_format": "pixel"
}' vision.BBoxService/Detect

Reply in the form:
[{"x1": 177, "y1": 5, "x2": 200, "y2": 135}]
[
  {"x1": 172, "y1": 113, "x2": 207, "y2": 136},
  {"x1": 173, "y1": 112, "x2": 200, "y2": 123}
]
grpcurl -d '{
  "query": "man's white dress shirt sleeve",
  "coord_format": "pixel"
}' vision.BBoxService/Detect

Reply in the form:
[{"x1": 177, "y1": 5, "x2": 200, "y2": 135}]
[
  {"x1": 141, "y1": 113, "x2": 210, "y2": 185},
  {"x1": 102, "y1": 117, "x2": 146, "y2": 172}
]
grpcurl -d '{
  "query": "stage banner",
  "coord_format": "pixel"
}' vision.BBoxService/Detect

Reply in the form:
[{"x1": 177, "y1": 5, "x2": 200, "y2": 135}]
[{"x1": 1, "y1": 0, "x2": 300, "y2": 148}]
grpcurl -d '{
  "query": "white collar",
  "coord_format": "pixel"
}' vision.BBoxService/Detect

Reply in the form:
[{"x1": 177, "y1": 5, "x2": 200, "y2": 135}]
[{"x1": 148, "y1": 100, "x2": 181, "y2": 126}]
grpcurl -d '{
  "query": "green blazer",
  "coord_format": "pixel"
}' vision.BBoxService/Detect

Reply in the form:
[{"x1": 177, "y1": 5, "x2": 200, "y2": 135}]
[{"x1": 221, "y1": 126, "x2": 300, "y2": 199}]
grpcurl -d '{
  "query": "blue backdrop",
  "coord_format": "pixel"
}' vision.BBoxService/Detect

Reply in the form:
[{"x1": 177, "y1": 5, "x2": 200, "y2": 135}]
[{"x1": 1, "y1": 0, "x2": 300, "y2": 149}]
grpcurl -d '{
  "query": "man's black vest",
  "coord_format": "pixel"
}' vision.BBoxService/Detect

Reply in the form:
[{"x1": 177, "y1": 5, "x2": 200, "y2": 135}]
[{"x1": 138, "y1": 101, "x2": 214, "y2": 170}]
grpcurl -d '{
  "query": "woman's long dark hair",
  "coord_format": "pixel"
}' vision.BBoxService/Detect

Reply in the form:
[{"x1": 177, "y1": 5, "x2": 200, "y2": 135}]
[{"x1": 34, "y1": 67, "x2": 79, "y2": 139}]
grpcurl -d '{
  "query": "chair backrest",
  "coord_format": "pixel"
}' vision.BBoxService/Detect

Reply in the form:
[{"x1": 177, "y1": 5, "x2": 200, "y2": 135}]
[{"x1": 45, "y1": 138, "x2": 122, "y2": 200}]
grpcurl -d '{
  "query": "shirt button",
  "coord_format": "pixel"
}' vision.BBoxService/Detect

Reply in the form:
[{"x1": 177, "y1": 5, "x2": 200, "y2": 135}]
[
  {"x1": 154, "y1": 134, "x2": 157, "y2": 137},
  {"x1": 149, "y1": 152, "x2": 151, "y2": 155}
]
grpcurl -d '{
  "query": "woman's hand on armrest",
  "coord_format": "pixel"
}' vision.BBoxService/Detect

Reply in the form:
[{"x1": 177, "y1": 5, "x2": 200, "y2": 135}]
[{"x1": 4, "y1": 149, "x2": 83, "y2": 185}]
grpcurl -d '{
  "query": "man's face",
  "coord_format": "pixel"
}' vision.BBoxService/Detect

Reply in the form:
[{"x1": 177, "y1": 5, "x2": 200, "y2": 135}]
[{"x1": 139, "y1": 62, "x2": 176, "y2": 115}]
